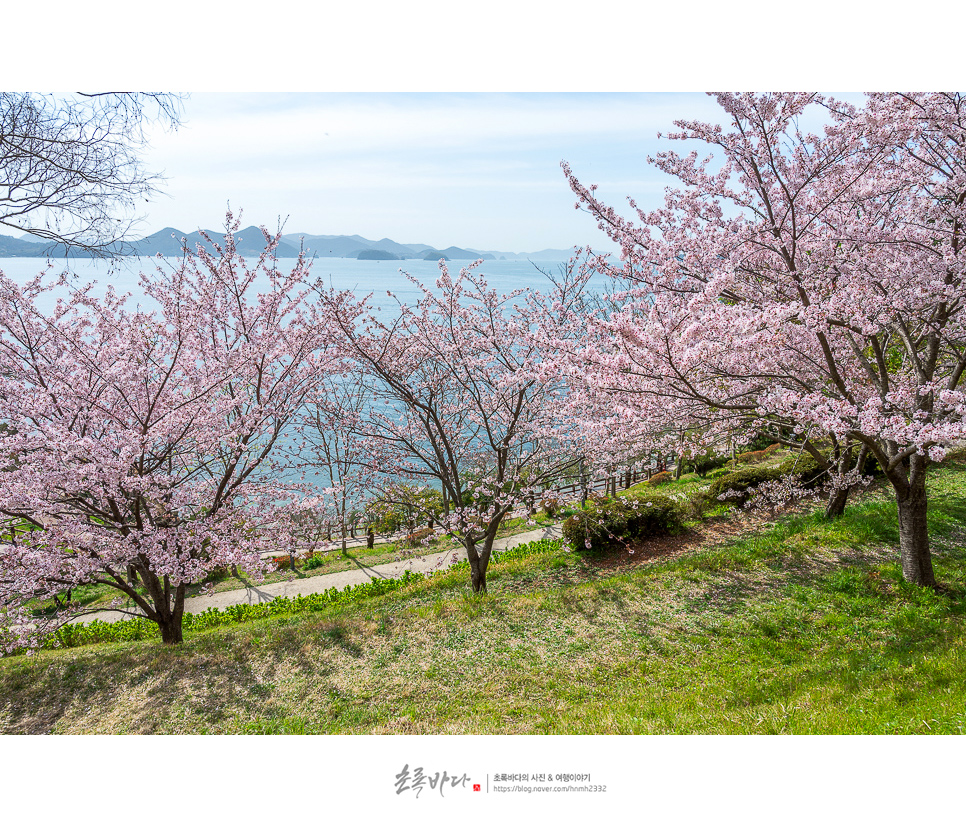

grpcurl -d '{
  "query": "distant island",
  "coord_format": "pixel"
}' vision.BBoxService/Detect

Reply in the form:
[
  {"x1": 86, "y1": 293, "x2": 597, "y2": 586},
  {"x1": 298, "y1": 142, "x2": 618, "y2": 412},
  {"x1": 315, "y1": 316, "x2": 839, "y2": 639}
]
[{"x1": 0, "y1": 227, "x2": 579, "y2": 262}]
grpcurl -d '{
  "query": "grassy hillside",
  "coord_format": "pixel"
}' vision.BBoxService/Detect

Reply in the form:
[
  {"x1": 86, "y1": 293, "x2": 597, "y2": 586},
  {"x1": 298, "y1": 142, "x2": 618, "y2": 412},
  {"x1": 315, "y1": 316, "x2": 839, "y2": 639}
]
[{"x1": 2, "y1": 462, "x2": 965, "y2": 734}]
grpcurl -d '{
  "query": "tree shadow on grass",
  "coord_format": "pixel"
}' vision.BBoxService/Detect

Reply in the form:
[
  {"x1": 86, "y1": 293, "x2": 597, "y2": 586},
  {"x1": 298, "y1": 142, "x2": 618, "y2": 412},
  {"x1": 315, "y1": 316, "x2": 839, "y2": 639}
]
[{"x1": 0, "y1": 613, "x2": 372, "y2": 734}]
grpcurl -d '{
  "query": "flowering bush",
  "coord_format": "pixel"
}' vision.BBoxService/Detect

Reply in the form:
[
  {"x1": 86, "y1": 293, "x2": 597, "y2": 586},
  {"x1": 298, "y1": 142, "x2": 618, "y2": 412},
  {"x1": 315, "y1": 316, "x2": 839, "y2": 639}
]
[{"x1": 406, "y1": 527, "x2": 438, "y2": 547}]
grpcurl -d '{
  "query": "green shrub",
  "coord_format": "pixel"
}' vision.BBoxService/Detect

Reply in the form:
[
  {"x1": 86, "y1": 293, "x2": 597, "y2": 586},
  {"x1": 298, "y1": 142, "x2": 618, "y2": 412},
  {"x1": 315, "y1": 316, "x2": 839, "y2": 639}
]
[
  {"x1": 743, "y1": 433, "x2": 779, "y2": 452},
  {"x1": 561, "y1": 494, "x2": 683, "y2": 550},
  {"x1": 693, "y1": 453, "x2": 729, "y2": 477},
  {"x1": 302, "y1": 552, "x2": 334, "y2": 571},
  {"x1": 861, "y1": 451, "x2": 884, "y2": 477},
  {"x1": 775, "y1": 454, "x2": 829, "y2": 481},
  {"x1": 703, "y1": 456, "x2": 828, "y2": 507},
  {"x1": 647, "y1": 471, "x2": 672, "y2": 486}
]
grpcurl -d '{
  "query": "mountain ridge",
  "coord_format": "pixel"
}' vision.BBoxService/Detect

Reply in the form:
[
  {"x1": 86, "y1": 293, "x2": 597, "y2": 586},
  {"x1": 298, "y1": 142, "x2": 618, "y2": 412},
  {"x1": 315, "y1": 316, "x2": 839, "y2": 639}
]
[{"x1": 1, "y1": 228, "x2": 577, "y2": 262}]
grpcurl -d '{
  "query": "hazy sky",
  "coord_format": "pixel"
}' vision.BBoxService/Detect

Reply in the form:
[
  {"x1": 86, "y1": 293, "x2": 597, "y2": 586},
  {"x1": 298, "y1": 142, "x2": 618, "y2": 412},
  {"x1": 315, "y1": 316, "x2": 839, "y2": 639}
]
[
  {"x1": 10, "y1": 4, "x2": 946, "y2": 257},
  {"x1": 137, "y1": 92, "x2": 734, "y2": 253}
]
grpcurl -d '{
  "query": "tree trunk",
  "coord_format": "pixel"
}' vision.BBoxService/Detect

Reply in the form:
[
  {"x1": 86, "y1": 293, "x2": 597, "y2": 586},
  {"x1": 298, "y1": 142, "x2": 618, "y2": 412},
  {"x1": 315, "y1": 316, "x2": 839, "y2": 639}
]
[
  {"x1": 156, "y1": 584, "x2": 187, "y2": 644},
  {"x1": 895, "y1": 467, "x2": 935, "y2": 587},
  {"x1": 467, "y1": 538, "x2": 487, "y2": 593},
  {"x1": 825, "y1": 487, "x2": 850, "y2": 518},
  {"x1": 157, "y1": 616, "x2": 184, "y2": 644},
  {"x1": 824, "y1": 445, "x2": 868, "y2": 519}
]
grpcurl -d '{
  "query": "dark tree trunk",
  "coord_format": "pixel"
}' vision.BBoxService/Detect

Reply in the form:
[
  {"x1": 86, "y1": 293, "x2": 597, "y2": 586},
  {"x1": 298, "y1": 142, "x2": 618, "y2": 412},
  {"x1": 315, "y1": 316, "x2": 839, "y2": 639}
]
[
  {"x1": 467, "y1": 515, "x2": 504, "y2": 594},
  {"x1": 155, "y1": 583, "x2": 187, "y2": 644},
  {"x1": 875, "y1": 452, "x2": 937, "y2": 587},
  {"x1": 467, "y1": 538, "x2": 487, "y2": 593},
  {"x1": 151, "y1": 578, "x2": 188, "y2": 645},
  {"x1": 825, "y1": 487, "x2": 850, "y2": 519},
  {"x1": 895, "y1": 469, "x2": 935, "y2": 586},
  {"x1": 157, "y1": 616, "x2": 184, "y2": 645}
]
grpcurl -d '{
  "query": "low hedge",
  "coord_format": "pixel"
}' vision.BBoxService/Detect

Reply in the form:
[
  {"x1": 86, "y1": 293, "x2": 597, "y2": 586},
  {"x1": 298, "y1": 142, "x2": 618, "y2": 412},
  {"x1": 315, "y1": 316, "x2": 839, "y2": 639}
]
[
  {"x1": 704, "y1": 455, "x2": 828, "y2": 507},
  {"x1": 491, "y1": 537, "x2": 562, "y2": 564},
  {"x1": 561, "y1": 494, "x2": 684, "y2": 550},
  {"x1": 39, "y1": 571, "x2": 425, "y2": 652}
]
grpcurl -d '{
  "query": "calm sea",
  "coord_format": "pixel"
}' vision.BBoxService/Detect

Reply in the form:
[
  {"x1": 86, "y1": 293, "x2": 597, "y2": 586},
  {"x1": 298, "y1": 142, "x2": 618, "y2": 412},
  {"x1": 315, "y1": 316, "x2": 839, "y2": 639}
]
[{"x1": 0, "y1": 256, "x2": 596, "y2": 316}]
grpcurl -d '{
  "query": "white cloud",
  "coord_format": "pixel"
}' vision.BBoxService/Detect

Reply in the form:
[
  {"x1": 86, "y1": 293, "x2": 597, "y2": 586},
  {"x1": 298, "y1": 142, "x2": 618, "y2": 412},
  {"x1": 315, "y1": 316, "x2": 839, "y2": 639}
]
[
  {"x1": 149, "y1": 93, "x2": 722, "y2": 164},
  {"x1": 138, "y1": 93, "x2": 873, "y2": 252}
]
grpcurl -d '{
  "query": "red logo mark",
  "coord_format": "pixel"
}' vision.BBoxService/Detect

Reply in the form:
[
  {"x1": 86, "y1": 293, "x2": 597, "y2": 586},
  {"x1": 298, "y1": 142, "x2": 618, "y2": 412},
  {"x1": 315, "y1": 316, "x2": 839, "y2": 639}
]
[{"x1": 473, "y1": 784, "x2": 481, "y2": 792}]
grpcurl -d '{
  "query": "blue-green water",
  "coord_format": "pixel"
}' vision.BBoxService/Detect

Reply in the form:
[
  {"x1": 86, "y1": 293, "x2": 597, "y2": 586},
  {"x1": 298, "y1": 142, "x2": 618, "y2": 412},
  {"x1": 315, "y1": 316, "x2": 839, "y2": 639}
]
[{"x1": 0, "y1": 256, "x2": 596, "y2": 315}]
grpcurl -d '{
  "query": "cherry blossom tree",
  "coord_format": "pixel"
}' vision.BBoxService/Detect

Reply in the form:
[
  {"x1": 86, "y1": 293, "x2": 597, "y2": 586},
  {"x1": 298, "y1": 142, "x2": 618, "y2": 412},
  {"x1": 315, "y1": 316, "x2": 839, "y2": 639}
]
[
  {"x1": 0, "y1": 217, "x2": 339, "y2": 648},
  {"x1": 1, "y1": 92, "x2": 184, "y2": 255},
  {"x1": 317, "y1": 260, "x2": 589, "y2": 592},
  {"x1": 298, "y1": 371, "x2": 383, "y2": 556},
  {"x1": 559, "y1": 92, "x2": 965, "y2": 587}
]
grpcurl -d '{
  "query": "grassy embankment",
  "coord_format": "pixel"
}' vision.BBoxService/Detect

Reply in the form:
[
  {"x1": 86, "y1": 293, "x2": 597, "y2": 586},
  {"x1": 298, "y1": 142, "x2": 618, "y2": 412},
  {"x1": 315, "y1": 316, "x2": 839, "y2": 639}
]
[{"x1": 2, "y1": 459, "x2": 965, "y2": 734}]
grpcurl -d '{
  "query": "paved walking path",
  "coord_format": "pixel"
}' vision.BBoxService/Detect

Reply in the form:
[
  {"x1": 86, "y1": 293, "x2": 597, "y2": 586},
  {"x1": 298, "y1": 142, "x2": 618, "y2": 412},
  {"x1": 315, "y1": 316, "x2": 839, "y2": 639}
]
[{"x1": 74, "y1": 524, "x2": 563, "y2": 624}]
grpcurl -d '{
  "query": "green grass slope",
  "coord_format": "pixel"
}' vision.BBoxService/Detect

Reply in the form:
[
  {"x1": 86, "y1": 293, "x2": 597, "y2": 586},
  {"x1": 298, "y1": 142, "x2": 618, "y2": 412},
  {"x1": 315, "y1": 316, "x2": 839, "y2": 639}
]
[{"x1": 2, "y1": 463, "x2": 965, "y2": 735}]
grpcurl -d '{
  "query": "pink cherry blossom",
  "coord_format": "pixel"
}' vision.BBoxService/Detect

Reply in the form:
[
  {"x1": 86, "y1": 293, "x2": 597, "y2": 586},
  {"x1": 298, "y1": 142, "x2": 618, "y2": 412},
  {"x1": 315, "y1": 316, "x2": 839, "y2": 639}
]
[
  {"x1": 555, "y1": 92, "x2": 966, "y2": 587},
  {"x1": 0, "y1": 214, "x2": 343, "y2": 648}
]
